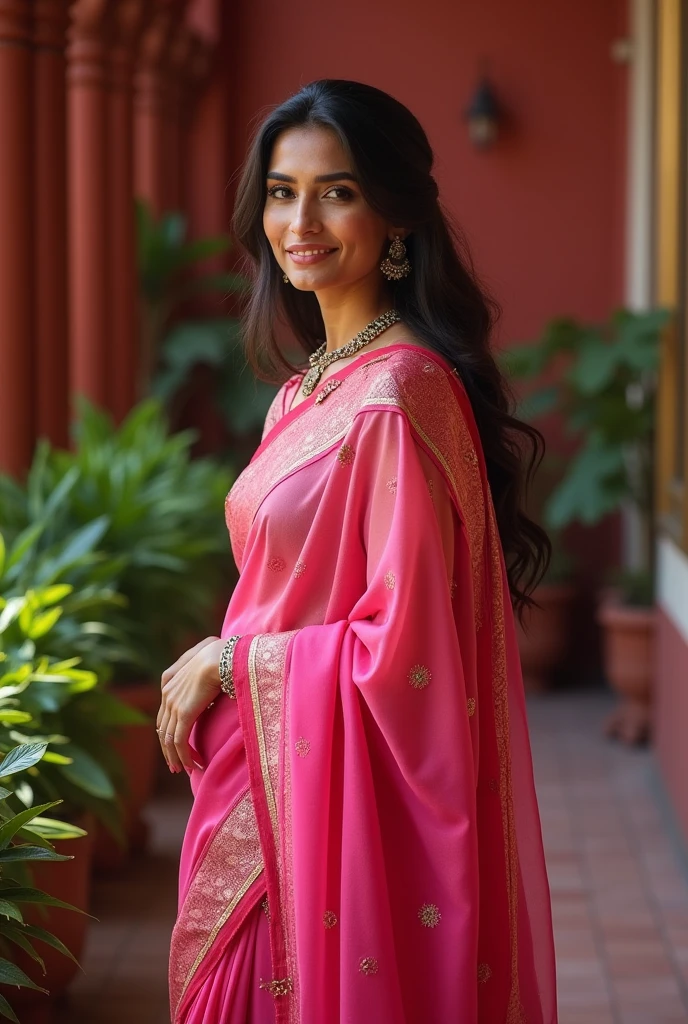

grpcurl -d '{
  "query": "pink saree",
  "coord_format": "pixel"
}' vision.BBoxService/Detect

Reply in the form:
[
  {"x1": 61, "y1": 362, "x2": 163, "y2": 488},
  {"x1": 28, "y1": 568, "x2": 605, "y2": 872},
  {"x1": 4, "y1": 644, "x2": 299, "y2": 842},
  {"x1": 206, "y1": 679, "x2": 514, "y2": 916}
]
[{"x1": 169, "y1": 342, "x2": 558, "y2": 1024}]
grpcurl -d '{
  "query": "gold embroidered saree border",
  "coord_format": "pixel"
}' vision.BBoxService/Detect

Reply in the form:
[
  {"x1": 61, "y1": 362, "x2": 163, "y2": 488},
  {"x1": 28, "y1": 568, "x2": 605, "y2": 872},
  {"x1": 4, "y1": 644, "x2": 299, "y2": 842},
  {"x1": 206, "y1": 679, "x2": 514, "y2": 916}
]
[
  {"x1": 169, "y1": 789, "x2": 264, "y2": 1020},
  {"x1": 246, "y1": 631, "x2": 300, "y2": 1021},
  {"x1": 487, "y1": 500, "x2": 524, "y2": 1021}
]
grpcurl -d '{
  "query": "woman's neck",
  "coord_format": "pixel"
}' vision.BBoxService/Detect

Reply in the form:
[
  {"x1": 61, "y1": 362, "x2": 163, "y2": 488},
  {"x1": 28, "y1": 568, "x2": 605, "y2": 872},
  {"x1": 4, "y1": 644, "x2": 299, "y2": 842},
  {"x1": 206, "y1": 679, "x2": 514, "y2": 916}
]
[{"x1": 316, "y1": 281, "x2": 394, "y2": 354}]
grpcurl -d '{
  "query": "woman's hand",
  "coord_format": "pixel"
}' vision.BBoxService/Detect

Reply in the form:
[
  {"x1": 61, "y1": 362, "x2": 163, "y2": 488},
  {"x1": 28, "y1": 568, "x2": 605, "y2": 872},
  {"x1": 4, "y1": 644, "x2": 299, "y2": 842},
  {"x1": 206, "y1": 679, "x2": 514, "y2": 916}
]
[{"x1": 156, "y1": 636, "x2": 226, "y2": 773}]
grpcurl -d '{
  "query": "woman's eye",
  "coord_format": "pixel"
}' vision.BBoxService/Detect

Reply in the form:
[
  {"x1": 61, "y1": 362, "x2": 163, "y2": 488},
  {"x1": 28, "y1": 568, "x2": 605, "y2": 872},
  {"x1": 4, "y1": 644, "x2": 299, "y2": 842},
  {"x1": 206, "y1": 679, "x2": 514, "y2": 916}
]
[
  {"x1": 267, "y1": 185, "x2": 293, "y2": 199},
  {"x1": 325, "y1": 186, "x2": 354, "y2": 200}
]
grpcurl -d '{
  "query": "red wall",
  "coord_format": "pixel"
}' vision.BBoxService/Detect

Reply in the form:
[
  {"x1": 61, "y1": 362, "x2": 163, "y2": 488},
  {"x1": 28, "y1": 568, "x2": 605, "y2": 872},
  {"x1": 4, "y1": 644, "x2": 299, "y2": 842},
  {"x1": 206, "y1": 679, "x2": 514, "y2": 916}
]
[{"x1": 221, "y1": 0, "x2": 628, "y2": 347}]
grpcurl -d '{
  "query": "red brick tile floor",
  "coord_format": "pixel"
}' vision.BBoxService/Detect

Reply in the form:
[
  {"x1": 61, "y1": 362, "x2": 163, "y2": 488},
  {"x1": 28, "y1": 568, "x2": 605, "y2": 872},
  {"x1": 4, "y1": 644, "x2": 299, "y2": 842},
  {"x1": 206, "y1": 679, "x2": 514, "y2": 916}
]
[{"x1": 50, "y1": 692, "x2": 688, "y2": 1024}]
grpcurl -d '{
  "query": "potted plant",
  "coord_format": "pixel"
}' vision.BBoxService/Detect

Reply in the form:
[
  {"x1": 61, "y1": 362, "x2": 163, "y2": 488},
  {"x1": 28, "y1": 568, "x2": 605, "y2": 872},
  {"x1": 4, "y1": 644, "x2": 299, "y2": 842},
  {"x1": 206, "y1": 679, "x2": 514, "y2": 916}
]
[
  {"x1": 0, "y1": 740, "x2": 89, "y2": 1021},
  {"x1": 504, "y1": 307, "x2": 670, "y2": 741},
  {"x1": 0, "y1": 399, "x2": 235, "y2": 862},
  {"x1": 0, "y1": 529, "x2": 130, "y2": 844}
]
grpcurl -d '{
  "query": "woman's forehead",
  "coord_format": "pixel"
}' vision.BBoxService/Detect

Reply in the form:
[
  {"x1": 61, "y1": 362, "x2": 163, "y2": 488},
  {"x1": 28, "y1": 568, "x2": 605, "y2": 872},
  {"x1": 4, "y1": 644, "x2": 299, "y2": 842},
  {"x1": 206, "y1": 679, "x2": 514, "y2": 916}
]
[{"x1": 268, "y1": 126, "x2": 350, "y2": 175}]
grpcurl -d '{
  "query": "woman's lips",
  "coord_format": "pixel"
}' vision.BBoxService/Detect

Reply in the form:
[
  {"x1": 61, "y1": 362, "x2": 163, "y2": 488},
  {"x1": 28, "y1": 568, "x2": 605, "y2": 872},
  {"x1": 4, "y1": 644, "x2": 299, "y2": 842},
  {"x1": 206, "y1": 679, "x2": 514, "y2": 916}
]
[{"x1": 287, "y1": 249, "x2": 337, "y2": 266}]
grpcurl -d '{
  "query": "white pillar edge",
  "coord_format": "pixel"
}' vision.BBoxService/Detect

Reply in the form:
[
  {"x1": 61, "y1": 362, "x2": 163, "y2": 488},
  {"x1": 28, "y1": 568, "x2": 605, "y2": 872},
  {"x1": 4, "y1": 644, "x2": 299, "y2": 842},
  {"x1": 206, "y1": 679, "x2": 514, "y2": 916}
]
[
  {"x1": 625, "y1": 0, "x2": 655, "y2": 312},
  {"x1": 622, "y1": 0, "x2": 656, "y2": 569},
  {"x1": 657, "y1": 537, "x2": 688, "y2": 646}
]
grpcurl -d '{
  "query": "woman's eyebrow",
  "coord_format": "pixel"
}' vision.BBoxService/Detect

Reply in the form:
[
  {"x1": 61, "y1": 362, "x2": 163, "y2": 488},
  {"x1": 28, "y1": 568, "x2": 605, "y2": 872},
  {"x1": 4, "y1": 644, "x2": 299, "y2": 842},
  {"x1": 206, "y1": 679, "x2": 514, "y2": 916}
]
[{"x1": 266, "y1": 171, "x2": 358, "y2": 183}]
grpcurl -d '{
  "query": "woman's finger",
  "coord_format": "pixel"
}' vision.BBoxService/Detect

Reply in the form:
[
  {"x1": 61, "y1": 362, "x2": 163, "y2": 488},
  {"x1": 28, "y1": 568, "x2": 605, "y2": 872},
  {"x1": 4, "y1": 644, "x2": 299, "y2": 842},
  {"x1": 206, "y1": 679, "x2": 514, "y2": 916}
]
[
  {"x1": 164, "y1": 709, "x2": 182, "y2": 773},
  {"x1": 174, "y1": 712, "x2": 194, "y2": 773},
  {"x1": 157, "y1": 705, "x2": 172, "y2": 768}
]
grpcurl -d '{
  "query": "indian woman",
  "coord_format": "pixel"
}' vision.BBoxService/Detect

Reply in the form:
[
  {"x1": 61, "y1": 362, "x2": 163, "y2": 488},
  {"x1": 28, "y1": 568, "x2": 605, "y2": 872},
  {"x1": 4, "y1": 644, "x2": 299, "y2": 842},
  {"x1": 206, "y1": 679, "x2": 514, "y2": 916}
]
[{"x1": 158, "y1": 78, "x2": 558, "y2": 1024}]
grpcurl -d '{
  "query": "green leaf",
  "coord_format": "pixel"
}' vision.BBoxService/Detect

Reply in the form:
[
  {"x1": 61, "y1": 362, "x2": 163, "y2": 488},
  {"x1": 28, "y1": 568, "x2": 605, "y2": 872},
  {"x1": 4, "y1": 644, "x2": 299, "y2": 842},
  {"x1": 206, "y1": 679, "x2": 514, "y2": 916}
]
[
  {"x1": 0, "y1": 744, "x2": 48, "y2": 778},
  {"x1": 0, "y1": 957, "x2": 48, "y2": 993},
  {"x1": 0, "y1": 802, "x2": 61, "y2": 850},
  {"x1": 5, "y1": 523, "x2": 45, "y2": 572},
  {"x1": 0, "y1": 845, "x2": 71, "y2": 864},
  {"x1": 39, "y1": 751, "x2": 73, "y2": 766},
  {"x1": 57, "y1": 745, "x2": 115, "y2": 800},
  {"x1": 35, "y1": 516, "x2": 110, "y2": 583},
  {"x1": 21, "y1": 817, "x2": 87, "y2": 842},
  {"x1": 568, "y1": 334, "x2": 619, "y2": 394},
  {"x1": 0, "y1": 713, "x2": 32, "y2": 727},
  {"x1": 21, "y1": 922, "x2": 80, "y2": 967},
  {"x1": 0, "y1": 535, "x2": 5, "y2": 580},
  {"x1": 545, "y1": 443, "x2": 627, "y2": 528},
  {"x1": 0, "y1": 921, "x2": 46, "y2": 973},
  {"x1": 0, "y1": 901, "x2": 22, "y2": 923},
  {"x1": 26, "y1": 607, "x2": 63, "y2": 640},
  {"x1": 517, "y1": 385, "x2": 559, "y2": 421},
  {"x1": 0, "y1": 887, "x2": 84, "y2": 916}
]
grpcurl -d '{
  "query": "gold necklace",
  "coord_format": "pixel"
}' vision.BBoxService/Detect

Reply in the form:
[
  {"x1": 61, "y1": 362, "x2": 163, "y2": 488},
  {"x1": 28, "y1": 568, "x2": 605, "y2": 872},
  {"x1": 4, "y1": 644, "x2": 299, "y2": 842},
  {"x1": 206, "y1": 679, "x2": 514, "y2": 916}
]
[{"x1": 301, "y1": 309, "x2": 402, "y2": 397}]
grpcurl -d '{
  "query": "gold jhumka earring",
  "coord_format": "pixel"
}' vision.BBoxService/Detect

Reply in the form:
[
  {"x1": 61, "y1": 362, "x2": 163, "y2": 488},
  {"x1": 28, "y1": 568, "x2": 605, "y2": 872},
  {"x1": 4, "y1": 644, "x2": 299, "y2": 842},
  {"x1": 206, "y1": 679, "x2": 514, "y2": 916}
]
[
  {"x1": 283, "y1": 272, "x2": 289, "y2": 283},
  {"x1": 380, "y1": 235, "x2": 411, "y2": 281}
]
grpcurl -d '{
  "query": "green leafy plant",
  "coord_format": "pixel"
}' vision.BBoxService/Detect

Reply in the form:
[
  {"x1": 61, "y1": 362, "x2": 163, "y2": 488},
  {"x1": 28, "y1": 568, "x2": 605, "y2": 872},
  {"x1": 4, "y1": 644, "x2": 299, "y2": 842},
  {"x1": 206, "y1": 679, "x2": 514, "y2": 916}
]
[
  {"x1": 137, "y1": 199, "x2": 277, "y2": 440},
  {"x1": 1, "y1": 399, "x2": 235, "y2": 681},
  {"x1": 0, "y1": 740, "x2": 89, "y2": 1022},
  {"x1": 0, "y1": 539, "x2": 134, "y2": 839},
  {"x1": 504, "y1": 307, "x2": 671, "y2": 599}
]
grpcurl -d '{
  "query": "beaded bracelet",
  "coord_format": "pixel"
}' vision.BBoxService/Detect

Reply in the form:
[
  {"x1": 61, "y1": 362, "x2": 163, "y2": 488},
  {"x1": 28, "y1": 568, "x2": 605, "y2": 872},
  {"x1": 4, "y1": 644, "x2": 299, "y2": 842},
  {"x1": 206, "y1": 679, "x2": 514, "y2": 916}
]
[{"x1": 219, "y1": 634, "x2": 241, "y2": 698}]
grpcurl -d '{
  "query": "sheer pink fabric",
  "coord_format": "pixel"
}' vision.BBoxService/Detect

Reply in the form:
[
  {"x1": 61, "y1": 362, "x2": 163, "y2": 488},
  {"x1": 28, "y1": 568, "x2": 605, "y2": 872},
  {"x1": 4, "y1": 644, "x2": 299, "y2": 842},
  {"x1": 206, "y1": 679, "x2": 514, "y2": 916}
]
[{"x1": 169, "y1": 343, "x2": 557, "y2": 1024}]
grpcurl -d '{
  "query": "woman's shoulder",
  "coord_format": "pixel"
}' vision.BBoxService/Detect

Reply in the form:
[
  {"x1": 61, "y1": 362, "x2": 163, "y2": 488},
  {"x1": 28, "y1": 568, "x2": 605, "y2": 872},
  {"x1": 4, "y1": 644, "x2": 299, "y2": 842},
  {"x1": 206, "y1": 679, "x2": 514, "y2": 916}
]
[
  {"x1": 261, "y1": 373, "x2": 301, "y2": 440},
  {"x1": 359, "y1": 339, "x2": 460, "y2": 407}
]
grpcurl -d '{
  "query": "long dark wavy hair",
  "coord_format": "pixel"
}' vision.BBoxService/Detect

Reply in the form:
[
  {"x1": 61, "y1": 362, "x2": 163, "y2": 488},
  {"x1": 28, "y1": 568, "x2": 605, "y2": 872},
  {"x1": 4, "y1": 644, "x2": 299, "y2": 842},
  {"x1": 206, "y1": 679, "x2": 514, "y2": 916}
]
[{"x1": 232, "y1": 79, "x2": 550, "y2": 614}]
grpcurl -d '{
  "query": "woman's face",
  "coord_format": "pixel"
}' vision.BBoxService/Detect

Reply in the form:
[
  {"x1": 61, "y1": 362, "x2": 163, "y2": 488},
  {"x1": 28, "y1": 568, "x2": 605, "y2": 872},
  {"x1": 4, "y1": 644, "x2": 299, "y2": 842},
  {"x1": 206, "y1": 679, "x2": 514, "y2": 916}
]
[{"x1": 263, "y1": 125, "x2": 399, "y2": 293}]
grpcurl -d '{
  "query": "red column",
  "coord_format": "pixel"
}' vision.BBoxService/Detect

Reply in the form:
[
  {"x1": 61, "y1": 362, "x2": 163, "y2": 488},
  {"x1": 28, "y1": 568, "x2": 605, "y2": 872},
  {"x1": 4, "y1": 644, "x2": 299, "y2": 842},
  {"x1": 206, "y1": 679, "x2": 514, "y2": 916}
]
[
  {"x1": 165, "y1": 23, "x2": 193, "y2": 211},
  {"x1": 134, "y1": 0, "x2": 188, "y2": 215},
  {"x1": 108, "y1": 0, "x2": 150, "y2": 419},
  {"x1": 0, "y1": 2, "x2": 34, "y2": 476},
  {"x1": 33, "y1": 0, "x2": 70, "y2": 448},
  {"x1": 67, "y1": 0, "x2": 112, "y2": 408}
]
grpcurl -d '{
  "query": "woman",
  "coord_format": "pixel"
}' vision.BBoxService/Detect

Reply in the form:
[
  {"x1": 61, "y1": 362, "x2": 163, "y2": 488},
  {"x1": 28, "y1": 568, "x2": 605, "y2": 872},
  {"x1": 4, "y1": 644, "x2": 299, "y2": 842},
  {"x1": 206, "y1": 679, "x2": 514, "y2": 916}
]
[{"x1": 159, "y1": 79, "x2": 558, "y2": 1024}]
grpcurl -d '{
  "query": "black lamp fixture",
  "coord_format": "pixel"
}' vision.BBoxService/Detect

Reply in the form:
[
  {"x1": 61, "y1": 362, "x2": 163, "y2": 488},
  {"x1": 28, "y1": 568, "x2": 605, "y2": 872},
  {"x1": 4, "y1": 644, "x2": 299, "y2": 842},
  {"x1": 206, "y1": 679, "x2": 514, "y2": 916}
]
[{"x1": 465, "y1": 63, "x2": 501, "y2": 149}]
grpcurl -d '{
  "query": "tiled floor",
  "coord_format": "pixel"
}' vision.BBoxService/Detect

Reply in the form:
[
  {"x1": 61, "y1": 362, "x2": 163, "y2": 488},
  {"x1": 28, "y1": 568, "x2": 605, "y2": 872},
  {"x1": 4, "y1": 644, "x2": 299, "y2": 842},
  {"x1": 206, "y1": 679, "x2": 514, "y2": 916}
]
[{"x1": 50, "y1": 692, "x2": 688, "y2": 1024}]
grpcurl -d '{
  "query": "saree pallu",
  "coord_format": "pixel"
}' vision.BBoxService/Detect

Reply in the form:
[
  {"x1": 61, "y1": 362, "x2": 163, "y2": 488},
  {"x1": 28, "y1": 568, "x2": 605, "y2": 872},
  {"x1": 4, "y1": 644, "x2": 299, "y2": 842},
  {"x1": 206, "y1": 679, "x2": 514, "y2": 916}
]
[{"x1": 169, "y1": 342, "x2": 558, "y2": 1024}]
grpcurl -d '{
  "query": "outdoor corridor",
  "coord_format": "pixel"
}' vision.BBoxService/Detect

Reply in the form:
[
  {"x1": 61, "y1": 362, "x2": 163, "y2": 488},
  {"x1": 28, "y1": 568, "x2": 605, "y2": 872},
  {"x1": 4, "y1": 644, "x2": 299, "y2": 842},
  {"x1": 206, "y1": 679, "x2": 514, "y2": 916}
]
[{"x1": 54, "y1": 692, "x2": 688, "y2": 1024}]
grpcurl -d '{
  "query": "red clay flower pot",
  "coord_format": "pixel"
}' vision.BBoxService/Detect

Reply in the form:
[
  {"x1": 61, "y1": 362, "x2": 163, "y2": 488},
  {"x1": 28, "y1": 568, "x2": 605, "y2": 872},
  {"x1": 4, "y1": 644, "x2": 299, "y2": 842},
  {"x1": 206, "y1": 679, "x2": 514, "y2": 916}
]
[
  {"x1": 597, "y1": 594, "x2": 656, "y2": 745},
  {"x1": 516, "y1": 582, "x2": 576, "y2": 691}
]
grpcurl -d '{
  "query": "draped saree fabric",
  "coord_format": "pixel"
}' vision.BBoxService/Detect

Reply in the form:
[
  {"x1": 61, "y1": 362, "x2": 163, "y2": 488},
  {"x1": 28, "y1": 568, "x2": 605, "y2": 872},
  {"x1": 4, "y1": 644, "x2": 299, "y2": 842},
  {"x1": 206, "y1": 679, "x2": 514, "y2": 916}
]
[{"x1": 169, "y1": 343, "x2": 558, "y2": 1024}]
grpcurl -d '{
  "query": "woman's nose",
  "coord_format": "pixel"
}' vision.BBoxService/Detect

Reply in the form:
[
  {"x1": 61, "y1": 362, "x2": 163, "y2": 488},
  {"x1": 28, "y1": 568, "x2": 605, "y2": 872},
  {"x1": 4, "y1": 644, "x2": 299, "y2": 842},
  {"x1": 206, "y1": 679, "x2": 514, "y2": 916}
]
[{"x1": 290, "y1": 197, "x2": 322, "y2": 236}]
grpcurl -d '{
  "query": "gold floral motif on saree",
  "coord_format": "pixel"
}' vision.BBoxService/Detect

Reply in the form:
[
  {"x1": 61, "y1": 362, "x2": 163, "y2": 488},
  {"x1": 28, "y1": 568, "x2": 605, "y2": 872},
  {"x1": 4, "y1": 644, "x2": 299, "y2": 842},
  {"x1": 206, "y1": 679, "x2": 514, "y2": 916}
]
[
  {"x1": 294, "y1": 736, "x2": 311, "y2": 757},
  {"x1": 418, "y1": 903, "x2": 441, "y2": 928},
  {"x1": 359, "y1": 956, "x2": 379, "y2": 976},
  {"x1": 408, "y1": 664, "x2": 431, "y2": 690}
]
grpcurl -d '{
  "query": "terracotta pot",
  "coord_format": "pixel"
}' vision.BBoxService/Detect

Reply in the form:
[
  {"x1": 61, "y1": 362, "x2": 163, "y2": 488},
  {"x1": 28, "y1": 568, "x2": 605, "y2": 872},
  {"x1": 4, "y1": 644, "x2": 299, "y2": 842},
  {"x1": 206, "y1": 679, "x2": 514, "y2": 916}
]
[
  {"x1": 92, "y1": 680, "x2": 159, "y2": 872},
  {"x1": 516, "y1": 582, "x2": 576, "y2": 691},
  {"x1": 10, "y1": 812, "x2": 95, "y2": 1014},
  {"x1": 597, "y1": 595, "x2": 656, "y2": 745}
]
